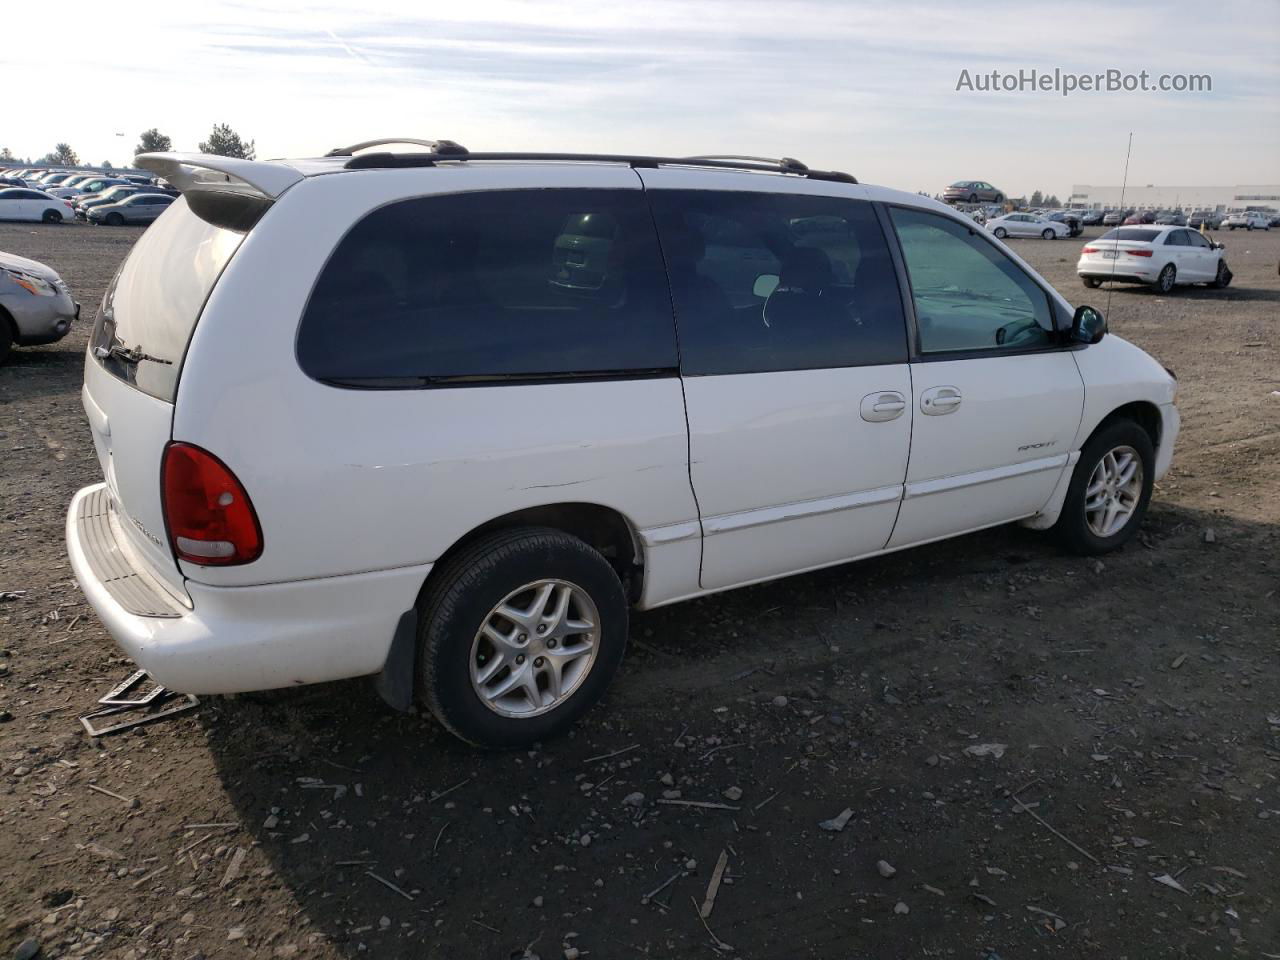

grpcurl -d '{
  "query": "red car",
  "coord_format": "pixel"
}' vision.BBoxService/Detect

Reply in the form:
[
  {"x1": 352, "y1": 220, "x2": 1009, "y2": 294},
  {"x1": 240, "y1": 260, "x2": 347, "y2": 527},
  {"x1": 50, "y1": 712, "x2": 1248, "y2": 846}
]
[{"x1": 1123, "y1": 211, "x2": 1157, "y2": 225}]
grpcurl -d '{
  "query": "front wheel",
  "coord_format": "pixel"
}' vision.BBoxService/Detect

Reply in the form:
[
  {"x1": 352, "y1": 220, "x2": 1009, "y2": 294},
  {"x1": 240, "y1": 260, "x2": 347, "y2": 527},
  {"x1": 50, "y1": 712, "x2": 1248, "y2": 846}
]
[
  {"x1": 1155, "y1": 263, "x2": 1176, "y2": 293},
  {"x1": 1054, "y1": 420, "x2": 1154, "y2": 555},
  {"x1": 105, "y1": 213, "x2": 124, "y2": 226},
  {"x1": 968, "y1": 193, "x2": 978, "y2": 203},
  {"x1": 42, "y1": 209, "x2": 62, "y2": 224},
  {"x1": 417, "y1": 527, "x2": 628, "y2": 748},
  {"x1": 1211, "y1": 259, "x2": 1232, "y2": 288},
  {"x1": 993, "y1": 227, "x2": 1007, "y2": 239},
  {"x1": 994, "y1": 194, "x2": 1003, "y2": 203},
  {"x1": 1042, "y1": 228, "x2": 1055, "y2": 240}
]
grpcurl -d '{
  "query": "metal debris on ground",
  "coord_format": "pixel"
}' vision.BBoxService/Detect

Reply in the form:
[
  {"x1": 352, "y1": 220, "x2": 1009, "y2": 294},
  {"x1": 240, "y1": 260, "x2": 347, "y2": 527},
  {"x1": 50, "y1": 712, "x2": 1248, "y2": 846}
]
[
  {"x1": 79, "y1": 668, "x2": 200, "y2": 737},
  {"x1": 818, "y1": 807, "x2": 854, "y2": 832}
]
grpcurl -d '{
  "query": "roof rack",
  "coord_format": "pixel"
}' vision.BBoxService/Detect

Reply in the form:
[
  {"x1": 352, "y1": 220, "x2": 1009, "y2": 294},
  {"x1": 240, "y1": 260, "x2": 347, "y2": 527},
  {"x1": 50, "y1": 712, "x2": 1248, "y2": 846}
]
[
  {"x1": 325, "y1": 138, "x2": 470, "y2": 158},
  {"x1": 343, "y1": 149, "x2": 856, "y2": 184}
]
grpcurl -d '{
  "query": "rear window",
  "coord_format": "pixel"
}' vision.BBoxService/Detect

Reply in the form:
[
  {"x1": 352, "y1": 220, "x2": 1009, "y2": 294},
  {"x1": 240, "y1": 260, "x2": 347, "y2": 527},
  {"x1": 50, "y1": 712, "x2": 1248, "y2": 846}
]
[
  {"x1": 296, "y1": 189, "x2": 678, "y2": 386},
  {"x1": 1100, "y1": 228, "x2": 1160, "y2": 242},
  {"x1": 91, "y1": 195, "x2": 246, "y2": 402}
]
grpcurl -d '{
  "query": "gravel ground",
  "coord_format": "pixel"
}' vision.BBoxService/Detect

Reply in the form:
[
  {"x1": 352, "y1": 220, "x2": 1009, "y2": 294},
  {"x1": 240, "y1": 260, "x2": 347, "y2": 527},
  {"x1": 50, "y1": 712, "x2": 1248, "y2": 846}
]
[{"x1": 1, "y1": 218, "x2": 1278, "y2": 960}]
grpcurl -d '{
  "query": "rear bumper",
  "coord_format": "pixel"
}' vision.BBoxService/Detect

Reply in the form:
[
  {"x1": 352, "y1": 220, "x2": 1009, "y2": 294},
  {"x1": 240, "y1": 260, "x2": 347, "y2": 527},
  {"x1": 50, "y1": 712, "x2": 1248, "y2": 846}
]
[{"x1": 67, "y1": 483, "x2": 430, "y2": 694}]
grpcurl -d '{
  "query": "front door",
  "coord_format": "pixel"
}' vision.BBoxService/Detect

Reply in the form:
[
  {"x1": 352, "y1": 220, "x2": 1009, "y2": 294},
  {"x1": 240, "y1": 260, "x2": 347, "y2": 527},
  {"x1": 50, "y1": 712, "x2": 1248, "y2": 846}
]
[
  {"x1": 642, "y1": 176, "x2": 913, "y2": 591},
  {"x1": 885, "y1": 205, "x2": 1085, "y2": 547}
]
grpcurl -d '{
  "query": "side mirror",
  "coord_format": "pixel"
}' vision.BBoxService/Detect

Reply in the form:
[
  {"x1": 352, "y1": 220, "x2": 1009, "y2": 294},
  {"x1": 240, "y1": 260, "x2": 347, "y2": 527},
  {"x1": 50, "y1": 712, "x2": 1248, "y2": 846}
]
[
  {"x1": 752, "y1": 274, "x2": 780, "y2": 299},
  {"x1": 1071, "y1": 305, "x2": 1107, "y2": 344}
]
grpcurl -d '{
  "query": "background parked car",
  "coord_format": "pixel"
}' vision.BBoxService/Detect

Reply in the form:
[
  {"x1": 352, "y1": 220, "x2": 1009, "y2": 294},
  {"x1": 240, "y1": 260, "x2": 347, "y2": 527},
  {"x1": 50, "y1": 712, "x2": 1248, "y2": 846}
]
[
  {"x1": 1103, "y1": 210, "x2": 1131, "y2": 226},
  {"x1": 1154, "y1": 211, "x2": 1187, "y2": 226},
  {"x1": 985, "y1": 211, "x2": 1071, "y2": 239},
  {"x1": 0, "y1": 188, "x2": 75, "y2": 223},
  {"x1": 87, "y1": 193, "x2": 175, "y2": 225},
  {"x1": 1223, "y1": 211, "x2": 1271, "y2": 230},
  {"x1": 1082, "y1": 209, "x2": 1107, "y2": 226},
  {"x1": 75, "y1": 184, "x2": 151, "y2": 217},
  {"x1": 0, "y1": 249, "x2": 78, "y2": 363},
  {"x1": 1187, "y1": 211, "x2": 1221, "y2": 230},
  {"x1": 1078, "y1": 225, "x2": 1230, "y2": 292},
  {"x1": 1124, "y1": 211, "x2": 1157, "y2": 225},
  {"x1": 1046, "y1": 211, "x2": 1083, "y2": 237},
  {"x1": 944, "y1": 180, "x2": 1005, "y2": 204}
]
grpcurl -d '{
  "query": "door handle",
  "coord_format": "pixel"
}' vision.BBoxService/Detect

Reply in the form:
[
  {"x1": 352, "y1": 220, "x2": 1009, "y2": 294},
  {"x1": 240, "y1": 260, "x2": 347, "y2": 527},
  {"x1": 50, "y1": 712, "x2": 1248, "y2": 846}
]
[
  {"x1": 920, "y1": 385, "x2": 962, "y2": 416},
  {"x1": 860, "y1": 391, "x2": 907, "y2": 422}
]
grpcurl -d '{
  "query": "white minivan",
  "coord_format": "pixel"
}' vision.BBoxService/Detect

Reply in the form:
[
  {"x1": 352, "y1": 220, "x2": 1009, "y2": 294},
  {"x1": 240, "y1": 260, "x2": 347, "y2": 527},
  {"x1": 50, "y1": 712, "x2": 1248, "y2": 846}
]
[{"x1": 66, "y1": 142, "x2": 1179, "y2": 747}]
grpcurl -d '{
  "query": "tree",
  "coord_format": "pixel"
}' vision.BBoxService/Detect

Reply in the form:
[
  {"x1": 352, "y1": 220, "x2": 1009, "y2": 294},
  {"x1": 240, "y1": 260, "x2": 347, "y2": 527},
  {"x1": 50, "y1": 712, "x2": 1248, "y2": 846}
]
[
  {"x1": 0, "y1": 146, "x2": 13, "y2": 162},
  {"x1": 1029, "y1": 189, "x2": 1044, "y2": 207},
  {"x1": 102, "y1": 160, "x2": 114, "y2": 170},
  {"x1": 198, "y1": 123, "x2": 255, "y2": 160},
  {"x1": 1045, "y1": 194, "x2": 1061, "y2": 208},
  {"x1": 135, "y1": 128, "x2": 172, "y2": 156}
]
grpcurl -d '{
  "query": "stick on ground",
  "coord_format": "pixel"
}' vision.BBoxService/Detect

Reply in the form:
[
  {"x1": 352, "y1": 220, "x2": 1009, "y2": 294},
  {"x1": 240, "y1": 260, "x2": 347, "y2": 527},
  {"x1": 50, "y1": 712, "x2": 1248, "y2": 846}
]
[
  {"x1": 700, "y1": 850, "x2": 729, "y2": 918},
  {"x1": 1012, "y1": 791, "x2": 1100, "y2": 864}
]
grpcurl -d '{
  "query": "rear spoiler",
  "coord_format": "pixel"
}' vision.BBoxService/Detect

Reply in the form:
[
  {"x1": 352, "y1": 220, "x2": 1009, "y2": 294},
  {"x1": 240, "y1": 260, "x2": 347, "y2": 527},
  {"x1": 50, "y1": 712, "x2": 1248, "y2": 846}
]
[{"x1": 135, "y1": 152, "x2": 303, "y2": 200}]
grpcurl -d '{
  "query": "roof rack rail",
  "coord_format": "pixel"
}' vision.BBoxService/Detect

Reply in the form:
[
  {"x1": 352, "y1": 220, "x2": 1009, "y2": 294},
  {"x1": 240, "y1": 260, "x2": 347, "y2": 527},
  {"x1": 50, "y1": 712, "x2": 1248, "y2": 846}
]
[
  {"x1": 343, "y1": 150, "x2": 856, "y2": 183},
  {"x1": 325, "y1": 138, "x2": 469, "y2": 158}
]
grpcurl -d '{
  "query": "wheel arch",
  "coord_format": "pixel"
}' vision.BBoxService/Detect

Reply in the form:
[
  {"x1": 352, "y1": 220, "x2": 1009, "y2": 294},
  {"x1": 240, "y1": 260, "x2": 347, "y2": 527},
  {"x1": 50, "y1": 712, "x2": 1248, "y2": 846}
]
[{"x1": 1084, "y1": 400, "x2": 1162, "y2": 456}]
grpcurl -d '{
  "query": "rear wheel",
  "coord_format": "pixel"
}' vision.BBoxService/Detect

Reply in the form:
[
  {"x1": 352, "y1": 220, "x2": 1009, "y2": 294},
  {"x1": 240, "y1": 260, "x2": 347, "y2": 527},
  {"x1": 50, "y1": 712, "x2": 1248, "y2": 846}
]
[
  {"x1": 993, "y1": 227, "x2": 1007, "y2": 239},
  {"x1": 105, "y1": 212, "x2": 124, "y2": 226},
  {"x1": 0, "y1": 314, "x2": 13, "y2": 365},
  {"x1": 1155, "y1": 264, "x2": 1176, "y2": 293},
  {"x1": 1082, "y1": 277, "x2": 1102, "y2": 289},
  {"x1": 1042, "y1": 228, "x2": 1055, "y2": 240},
  {"x1": 994, "y1": 193, "x2": 1004, "y2": 203},
  {"x1": 968, "y1": 193, "x2": 978, "y2": 203},
  {"x1": 1054, "y1": 419, "x2": 1154, "y2": 555},
  {"x1": 41, "y1": 209, "x2": 62, "y2": 224},
  {"x1": 417, "y1": 527, "x2": 628, "y2": 748}
]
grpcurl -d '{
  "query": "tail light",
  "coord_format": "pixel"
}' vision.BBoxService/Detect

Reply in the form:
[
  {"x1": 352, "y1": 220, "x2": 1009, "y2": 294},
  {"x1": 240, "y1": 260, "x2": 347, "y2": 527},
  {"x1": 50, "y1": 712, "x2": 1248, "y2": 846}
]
[
  {"x1": 1125, "y1": 249, "x2": 1153, "y2": 257},
  {"x1": 1081, "y1": 246, "x2": 1099, "y2": 253},
  {"x1": 161, "y1": 443, "x2": 262, "y2": 565}
]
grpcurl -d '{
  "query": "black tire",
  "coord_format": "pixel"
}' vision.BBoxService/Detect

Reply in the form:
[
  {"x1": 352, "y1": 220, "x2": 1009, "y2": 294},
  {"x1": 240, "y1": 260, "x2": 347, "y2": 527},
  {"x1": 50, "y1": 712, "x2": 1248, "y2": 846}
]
[
  {"x1": 0, "y1": 314, "x2": 13, "y2": 365},
  {"x1": 1042, "y1": 228, "x2": 1055, "y2": 240},
  {"x1": 1054, "y1": 419, "x2": 1155, "y2": 555},
  {"x1": 41, "y1": 209, "x2": 61, "y2": 224},
  {"x1": 1211, "y1": 260, "x2": 1231, "y2": 289},
  {"x1": 105, "y1": 212, "x2": 124, "y2": 226},
  {"x1": 417, "y1": 527, "x2": 628, "y2": 748},
  {"x1": 1155, "y1": 263, "x2": 1176, "y2": 293},
  {"x1": 993, "y1": 227, "x2": 1007, "y2": 239},
  {"x1": 1082, "y1": 277, "x2": 1102, "y2": 289},
  {"x1": 994, "y1": 194, "x2": 1003, "y2": 203}
]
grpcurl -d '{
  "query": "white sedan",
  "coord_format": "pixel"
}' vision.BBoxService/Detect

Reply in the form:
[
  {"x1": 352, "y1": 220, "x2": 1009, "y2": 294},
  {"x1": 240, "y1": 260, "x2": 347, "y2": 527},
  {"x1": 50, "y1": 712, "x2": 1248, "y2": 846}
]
[
  {"x1": 0, "y1": 188, "x2": 76, "y2": 223},
  {"x1": 1077, "y1": 225, "x2": 1230, "y2": 293},
  {"x1": 985, "y1": 212, "x2": 1070, "y2": 240}
]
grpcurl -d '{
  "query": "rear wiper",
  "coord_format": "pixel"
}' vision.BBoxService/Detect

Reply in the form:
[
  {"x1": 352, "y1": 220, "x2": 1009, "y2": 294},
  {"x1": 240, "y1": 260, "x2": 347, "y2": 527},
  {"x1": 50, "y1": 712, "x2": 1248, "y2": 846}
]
[{"x1": 94, "y1": 343, "x2": 172, "y2": 366}]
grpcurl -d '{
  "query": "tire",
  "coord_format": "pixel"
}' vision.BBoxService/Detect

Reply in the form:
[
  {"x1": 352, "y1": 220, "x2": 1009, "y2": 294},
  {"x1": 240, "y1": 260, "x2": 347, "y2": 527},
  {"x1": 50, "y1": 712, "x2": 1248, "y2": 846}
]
[
  {"x1": 994, "y1": 194, "x2": 1003, "y2": 203},
  {"x1": 993, "y1": 227, "x2": 1007, "y2": 239},
  {"x1": 41, "y1": 209, "x2": 62, "y2": 224},
  {"x1": 1054, "y1": 419, "x2": 1155, "y2": 555},
  {"x1": 105, "y1": 213, "x2": 124, "y2": 226},
  {"x1": 417, "y1": 527, "x2": 628, "y2": 748},
  {"x1": 1211, "y1": 260, "x2": 1231, "y2": 289},
  {"x1": 968, "y1": 193, "x2": 978, "y2": 203},
  {"x1": 1082, "y1": 277, "x2": 1102, "y2": 289},
  {"x1": 1155, "y1": 264, "x2": 1176, "y2": 293},
  {"x1": 0, "y1": 314, "x2": 13, "y2": 365},
  {"x1": 1042, "y1": 228, "x2": 1055, "y2": 240}
]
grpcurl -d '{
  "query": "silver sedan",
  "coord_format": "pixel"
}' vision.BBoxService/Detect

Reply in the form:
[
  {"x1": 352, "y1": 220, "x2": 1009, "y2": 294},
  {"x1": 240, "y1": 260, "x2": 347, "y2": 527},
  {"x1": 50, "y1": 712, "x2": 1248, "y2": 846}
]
[{"x1": 0, "y1": 250, "x2": 79, "y2": 362}]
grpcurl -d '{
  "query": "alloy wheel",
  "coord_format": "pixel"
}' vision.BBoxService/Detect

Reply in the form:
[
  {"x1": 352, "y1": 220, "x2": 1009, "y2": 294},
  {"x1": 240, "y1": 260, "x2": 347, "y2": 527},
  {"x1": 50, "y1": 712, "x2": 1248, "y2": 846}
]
[
  {"x1": 469, "y1": 579, "x2": 600, "y2": 718},
  {"x1": 1084, "y1": 445, "x2": 1143, "y2": 538}
]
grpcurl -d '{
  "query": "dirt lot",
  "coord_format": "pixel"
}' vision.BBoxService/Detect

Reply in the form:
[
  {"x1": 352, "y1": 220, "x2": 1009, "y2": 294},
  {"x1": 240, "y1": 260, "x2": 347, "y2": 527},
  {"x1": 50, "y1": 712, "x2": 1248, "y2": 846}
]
[{"x1": 1, "y1": 217, "x2": 1278, "y2": 960}]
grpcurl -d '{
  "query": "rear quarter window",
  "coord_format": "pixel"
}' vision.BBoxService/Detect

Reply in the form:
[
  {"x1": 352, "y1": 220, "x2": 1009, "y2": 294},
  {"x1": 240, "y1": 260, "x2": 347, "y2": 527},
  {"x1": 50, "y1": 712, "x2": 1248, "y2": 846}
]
[
  {"x1": 296, "y1": 189, "x2": 678, "y2": 386},
  {"x1": 91, "y1": 195, "x2": 247, "y2": 401}
]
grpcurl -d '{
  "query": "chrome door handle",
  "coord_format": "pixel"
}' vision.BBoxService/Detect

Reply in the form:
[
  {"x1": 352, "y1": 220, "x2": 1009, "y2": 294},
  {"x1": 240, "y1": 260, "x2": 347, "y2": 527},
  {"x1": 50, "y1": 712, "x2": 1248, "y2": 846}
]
[
  {"x1": 920, "y1": 385, "x2": 962, "y2": 415},
  {"x1": 860, "y1": 391, "x2": 907, "y2": 422}
]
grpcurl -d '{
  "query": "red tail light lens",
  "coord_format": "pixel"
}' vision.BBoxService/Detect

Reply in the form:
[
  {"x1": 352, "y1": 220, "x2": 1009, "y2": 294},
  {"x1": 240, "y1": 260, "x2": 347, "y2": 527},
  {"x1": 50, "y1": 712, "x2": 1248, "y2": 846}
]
[
  {"x1": 1125, "y1": 249, "x2": 1154, "y2": 257},
  {"x1": 161, "y1": 443, "x2": 262, "y2": 565},
  {"x1": 1081, "y1": 246, "x2": 1099, "y2": 254}
]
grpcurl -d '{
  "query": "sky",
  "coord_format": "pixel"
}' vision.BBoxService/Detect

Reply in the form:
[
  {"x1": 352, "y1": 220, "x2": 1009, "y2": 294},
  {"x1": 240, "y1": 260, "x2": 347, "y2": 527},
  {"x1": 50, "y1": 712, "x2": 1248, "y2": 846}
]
[{"x1": 4, "y1": 0, "x2": 1278, "y2": 198}]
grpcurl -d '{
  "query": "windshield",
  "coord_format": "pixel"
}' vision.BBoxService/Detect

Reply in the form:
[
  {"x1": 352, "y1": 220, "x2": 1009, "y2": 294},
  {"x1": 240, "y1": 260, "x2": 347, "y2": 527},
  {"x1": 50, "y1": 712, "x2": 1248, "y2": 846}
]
[
  {"x1": 1100, "y1": 228, "x2": 1161, "y2": 242},
  {"x1": 90, "y1": 195, "x2": 247, "y2": 401}
]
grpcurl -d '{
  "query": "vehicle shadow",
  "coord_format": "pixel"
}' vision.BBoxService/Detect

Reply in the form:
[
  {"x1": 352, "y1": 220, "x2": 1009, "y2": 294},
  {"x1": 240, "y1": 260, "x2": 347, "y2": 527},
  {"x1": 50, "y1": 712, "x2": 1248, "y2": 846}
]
[
  {"x1": 1097, "y1": 283, "x2": 1280, "y2": 303},
  {"x1": 0, "y1": 345, "x2": 86, "y2": 401},
  {"x1": 199, "y1": 498, "x2": 1278, "y2": 957}
]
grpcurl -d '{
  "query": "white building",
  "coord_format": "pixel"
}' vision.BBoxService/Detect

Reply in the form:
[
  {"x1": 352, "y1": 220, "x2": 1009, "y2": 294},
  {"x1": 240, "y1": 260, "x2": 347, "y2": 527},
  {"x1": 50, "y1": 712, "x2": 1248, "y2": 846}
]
[{"x1": 1067, "y1": 184, "x2": 1280, "y2": 213}]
